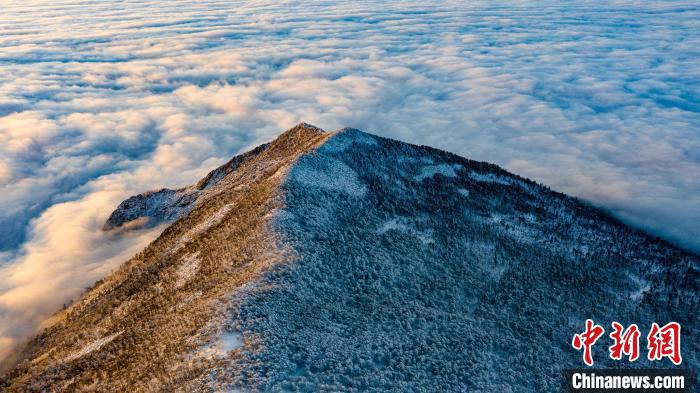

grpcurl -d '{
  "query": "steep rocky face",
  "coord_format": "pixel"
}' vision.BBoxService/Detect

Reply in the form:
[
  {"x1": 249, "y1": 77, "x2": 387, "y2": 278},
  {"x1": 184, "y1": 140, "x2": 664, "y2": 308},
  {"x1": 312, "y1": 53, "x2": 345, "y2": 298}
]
[{"x1": 1, "y1": 124, "x2": 697, "y2": 392}]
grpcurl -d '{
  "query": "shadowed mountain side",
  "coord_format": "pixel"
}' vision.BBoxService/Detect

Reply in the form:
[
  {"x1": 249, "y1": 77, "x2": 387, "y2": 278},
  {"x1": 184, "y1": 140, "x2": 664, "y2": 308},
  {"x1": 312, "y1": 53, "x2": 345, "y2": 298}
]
[{"x1": 1, "y1": 124, "x2": 697, "y2": 392}]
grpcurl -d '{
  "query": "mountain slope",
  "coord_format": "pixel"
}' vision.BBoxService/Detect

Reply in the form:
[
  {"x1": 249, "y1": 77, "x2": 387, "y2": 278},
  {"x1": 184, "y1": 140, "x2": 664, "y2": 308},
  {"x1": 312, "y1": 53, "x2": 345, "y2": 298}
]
[
  {"x1": 103, "y1": 142, "x2": 270, "y2": 230},
  {"x1": 1, "y1": 124, "x2": 697, "y2": 392}
]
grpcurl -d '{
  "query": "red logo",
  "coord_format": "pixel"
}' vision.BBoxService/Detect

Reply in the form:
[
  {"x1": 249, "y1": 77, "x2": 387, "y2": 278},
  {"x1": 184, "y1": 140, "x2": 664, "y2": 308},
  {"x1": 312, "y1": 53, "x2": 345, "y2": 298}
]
[
  {"x1": 609, "y1": 322, "x2": 640, "y2": 362},
  {"x1": 572, "y1": 319, "x2": 605, "y2": 366},
  {"x1": 647, "y1": 322, "x2": 682, "y2": 365},
  {"x1": 572, "y1": 320, "x2": 682, "y2": 366}
]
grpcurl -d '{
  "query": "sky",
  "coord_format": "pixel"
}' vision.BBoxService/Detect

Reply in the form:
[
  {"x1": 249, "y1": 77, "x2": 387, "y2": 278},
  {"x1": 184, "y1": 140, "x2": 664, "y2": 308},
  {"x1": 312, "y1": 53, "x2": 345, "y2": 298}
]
[{"x1": 0, "y1": 0, "x2": 698, "y2": 359}]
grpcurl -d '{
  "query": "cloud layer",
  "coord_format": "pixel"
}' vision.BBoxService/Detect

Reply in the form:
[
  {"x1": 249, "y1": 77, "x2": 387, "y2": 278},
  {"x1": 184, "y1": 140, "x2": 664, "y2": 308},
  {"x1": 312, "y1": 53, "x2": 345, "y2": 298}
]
[{"x1": 1, "y1": 0, "x2": 699, "y2": 359}]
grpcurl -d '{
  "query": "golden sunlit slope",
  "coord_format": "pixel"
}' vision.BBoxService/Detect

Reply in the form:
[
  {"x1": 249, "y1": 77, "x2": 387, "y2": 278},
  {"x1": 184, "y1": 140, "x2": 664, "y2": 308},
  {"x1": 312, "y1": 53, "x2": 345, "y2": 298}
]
[{"x1": 1, "y1": 124, "x2": 332, "y2": 392}]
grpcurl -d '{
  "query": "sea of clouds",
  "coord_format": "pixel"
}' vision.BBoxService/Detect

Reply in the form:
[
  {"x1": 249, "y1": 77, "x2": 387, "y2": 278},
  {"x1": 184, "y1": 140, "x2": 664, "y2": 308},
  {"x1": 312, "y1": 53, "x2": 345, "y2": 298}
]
[{"x1": 0, "y1": 0, "x2": 698, "y2": 359}]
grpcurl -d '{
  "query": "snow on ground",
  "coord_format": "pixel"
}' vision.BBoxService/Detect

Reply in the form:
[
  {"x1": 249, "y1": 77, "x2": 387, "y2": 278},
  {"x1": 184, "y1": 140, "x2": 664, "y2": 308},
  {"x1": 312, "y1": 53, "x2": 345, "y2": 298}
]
[
  {"x1": 468, "y1": 171, "x2": 538, "y2": 195},
  {"x1": 103, "y1": 188, "x2": 199, "y2": 230},
  {"x1": 199, "y1": 331, "x2": 244, "y2": 359},
  {"x1": 319, "y1": 128, "x2": 378, "y2": 153},
  {"x1": 222, "y1": 130, "x2": 698, "y2": 391},
  {"x1": 377, "y1": 217, "x2": 434, "y2": 245},
  {"x1": 377, "y1": 218, "x2": 409, "y2": 233},
  {"x1": 413, "y1": 163, "x2": 462, "y2": 181},
  {"x1": 65, "y1": 332, "x2": 122, "y2": 362},
  {"x1": 628, "y1": 274, "x2": 651, "y2": 301},
  {"x1": 175, "y1": 252, "x2": 200, "y2": 288},
  {"x1": 180, "y1": 202, "x2": 235, "y2": 246},
  {"x1": 290, "y1": 156, "x2": 367, "y2": 197},
  {"x1": 219, "y1": 331, "x2": 244, "y2": 353},
  {"x1": 468, "y1": 171, "x2": 513, "y2": 185}
]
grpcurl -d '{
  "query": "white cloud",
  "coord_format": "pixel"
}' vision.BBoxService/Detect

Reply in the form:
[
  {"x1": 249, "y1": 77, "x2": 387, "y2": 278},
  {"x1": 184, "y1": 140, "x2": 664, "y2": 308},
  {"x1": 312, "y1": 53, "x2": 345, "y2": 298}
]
[
  {"x1": 0, "y1": 180, "x2": 163, "y2": 360},
  {"x1": 0, "y1": 0, "x2": 699, "y2": 359}
]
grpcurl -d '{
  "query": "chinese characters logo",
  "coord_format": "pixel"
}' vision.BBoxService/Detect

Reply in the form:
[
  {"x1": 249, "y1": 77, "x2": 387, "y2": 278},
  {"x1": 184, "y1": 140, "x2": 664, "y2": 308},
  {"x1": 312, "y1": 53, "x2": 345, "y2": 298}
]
[{"x1": 572, "y1": 320, "x2": 682, "y2": 366}]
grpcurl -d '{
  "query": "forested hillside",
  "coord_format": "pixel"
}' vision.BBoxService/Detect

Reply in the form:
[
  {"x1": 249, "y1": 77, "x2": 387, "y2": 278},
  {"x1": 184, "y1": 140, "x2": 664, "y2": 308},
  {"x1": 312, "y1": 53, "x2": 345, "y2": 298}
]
[{"x1": 2, "y1": 124, "x2": 696, "y2": 392}]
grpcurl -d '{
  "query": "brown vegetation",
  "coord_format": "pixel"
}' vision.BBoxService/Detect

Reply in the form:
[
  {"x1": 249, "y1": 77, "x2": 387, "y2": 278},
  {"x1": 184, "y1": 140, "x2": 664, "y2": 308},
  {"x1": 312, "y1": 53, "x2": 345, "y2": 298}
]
[{"x1": 0, "y1": 124, "x2": 332, "y2": 392}]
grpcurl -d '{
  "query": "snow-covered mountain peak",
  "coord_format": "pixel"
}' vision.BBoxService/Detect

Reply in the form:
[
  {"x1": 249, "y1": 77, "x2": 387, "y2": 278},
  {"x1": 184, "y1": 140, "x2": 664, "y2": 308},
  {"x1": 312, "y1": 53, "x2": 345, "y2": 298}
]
[
  {"x1": 103, "y1": 123, "x2": 327, "y2": 230},
  {"x1": 3, "y1": 125, "x2": 697, "y2": 392}
]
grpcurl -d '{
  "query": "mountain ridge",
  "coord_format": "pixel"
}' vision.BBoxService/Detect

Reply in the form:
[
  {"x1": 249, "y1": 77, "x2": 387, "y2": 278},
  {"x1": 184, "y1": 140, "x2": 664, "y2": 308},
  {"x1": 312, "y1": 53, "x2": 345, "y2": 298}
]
[
  {"x1": 106, "y1": 124, "x2": 690, "y2": 256},
  {"x1": 2, "y1": 123, "x2": 697, "y2": 392}
]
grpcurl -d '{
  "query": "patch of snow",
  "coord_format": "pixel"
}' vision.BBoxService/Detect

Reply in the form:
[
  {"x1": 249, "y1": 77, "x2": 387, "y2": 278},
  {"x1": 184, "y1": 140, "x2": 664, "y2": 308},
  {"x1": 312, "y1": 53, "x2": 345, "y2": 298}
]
[
  {"x1": 291, "y1": 157, "x2": 367, "y2": 197},
  {"x1": 377, "y1": 217, "x2": 434, "y2": 244},
  {"x1": 414, "y1": 163, "x2": 462, "y2": 181},
  {"x1": 182, "y1": 203, "x2": 235, "y2": 244},
  {"x1": 457, "y1": 188, "x2": 469, "y2": 197},
  {"x1": 467, "y1": 172, "x2": 536, "y2": 194},
  {"x1": 377, "y1": 218, "x2": 409, "y2": 233},
  {"x1": 468, "y1": 171, "x2": 512, "y2": 185},
  {"x1": 200, "y1": 331, "x2": 244, "y2": 359},
  {"x1": 175, "y1": 253, "x2": 200, "y2": 288},
  {"x1": 489, "y1": 213, "x2": 505, "y2": 224},
  {"x1": 321, "y1": 128, "x2": 378, "y2": 153},
  {"x1": 104, "y1": 188, "x2": 199, "y2": 230},
  {"x1": 476, "y1": 213, "x2": 540, "y2": 244},
  {"x1": 220, "y1": 331, "x2": 244, "y2": 352},
  {"x1": 65, "y1": 332, "x2": 122, "y2": 362},
  {"x1": 629, "y1": 275, "x2": 650, "y2": 301},
  {"x1": 630, "y1": 285, "x2": 650, "y2": 301}
]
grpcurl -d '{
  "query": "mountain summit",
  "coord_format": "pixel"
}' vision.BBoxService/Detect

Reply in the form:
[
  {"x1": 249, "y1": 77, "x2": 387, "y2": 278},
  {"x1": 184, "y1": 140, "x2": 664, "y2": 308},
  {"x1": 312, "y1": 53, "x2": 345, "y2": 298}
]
[{"x1": 2, "y1": 124, "x2": 697, "y2": 391}]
